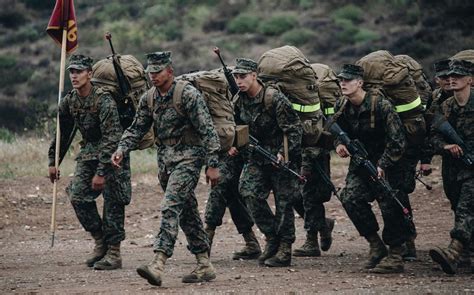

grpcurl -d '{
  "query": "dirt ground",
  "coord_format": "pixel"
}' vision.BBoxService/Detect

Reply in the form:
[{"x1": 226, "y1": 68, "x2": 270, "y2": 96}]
[{"x1": 0, "y1": 158, "x2": 473, "y2": 294}]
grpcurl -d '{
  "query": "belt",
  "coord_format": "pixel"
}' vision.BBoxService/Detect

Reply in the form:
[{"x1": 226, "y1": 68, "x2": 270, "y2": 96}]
[
  {"x1": 395, "y1": 96, "x2": 421, "y2": 113},
  {"x1": 292, "y1": 102, "x2": 321, "y2": 113},
  {"x1": 155, "y1": 137, "x2": 180, "y2": 146}
]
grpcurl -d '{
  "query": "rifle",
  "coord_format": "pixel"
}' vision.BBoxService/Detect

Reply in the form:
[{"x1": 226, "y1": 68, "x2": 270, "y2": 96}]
[
  {"x1": 415, "y1": 170, "x2": 432, "y2": 190},
  {"x1": 326, "y1": 121, "x2": 412, "y2": 222},
  {"x1": 249, "y1": 135, "x2": 307, "y2": 183},
  {"x1": 213, "y1": 47, "x2": 240, "y2": 97},
  {"x1": 433, "y1": 115, "x2": 473, "y2": 166},
  {"x1": 314, "y1": 160, "x2": 340, "y2": 199},
  {"x1": 105, "y1": 32, "x2": 132, "y2": 100}
]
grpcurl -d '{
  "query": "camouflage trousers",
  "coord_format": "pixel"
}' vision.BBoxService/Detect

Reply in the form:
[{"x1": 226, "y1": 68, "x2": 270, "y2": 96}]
[
  {"x1": 67, "y1": 158, "x2": 131, "y2": 245},
  {"x1": 205, "y1": 153, "x2": 254, "y2": 233},
  {"x1": 443, "y1": 175, "x2": 474, "y2": 246},
  {"x1": 154, "y1": 155, "x2": 209, "y2": 258},
  {"x1": 293, "y1": 148, "x2": 332, "y2": 233},
  {"x1": 339, "y1": 166, "x2": 412, "y2": 247},
  {"x1": 240, "y1": 162, "x2": 300, "y2": 244}
]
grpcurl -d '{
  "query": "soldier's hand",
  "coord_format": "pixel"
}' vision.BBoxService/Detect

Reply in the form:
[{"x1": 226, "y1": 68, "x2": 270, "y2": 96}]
[
  {"x1": 276, "y1": 153, "x2": 285, "y2": 164},
  {"x1": 111, "y1": 150, "x2": 124, "y2": 168},
  {"x1": 376, "y1": 167, "x2": 385, "y2": 179},
  {"x1": 228, "y1": 147, "x2": 239, "y2": 157},
  {"x1": 419, "y1": 163, "x2": 432, "y2": 176},
  {"x1": 206, "y1": 167, "x2": 220, "y2": 187},
  {"x1": 92, "y1": 175, "x2": 105, "y2": 191},
  {"x1": 48, "y1": 166, "x2": 60, "y2": 183},
  {"x1": 336, "y1": 144, "x2": 350, "y2": 158},
  {"x1": 444, "y1": 144, "x2": 463, "y2": 158}
]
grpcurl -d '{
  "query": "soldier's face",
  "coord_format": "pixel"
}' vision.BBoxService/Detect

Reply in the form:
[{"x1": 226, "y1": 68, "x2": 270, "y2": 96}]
[
  {"x1": 148, "y1": 67, "x2": 173, "y2": 88},
  {"x1": 340, "y1": 78, "x2": 362, "y2": 96},
  {"x1": 436, "y1": 76, "x2": 451, "y2": 91},
  {"x1": 69, "y1": 69, "x2": 92, "y2": 90},
  {"x1": 233, "y1": 72, "x2": 256, "y2": 92},
  {"x1": 448, "y1": 75, "x2": 472, "y2": 91}
]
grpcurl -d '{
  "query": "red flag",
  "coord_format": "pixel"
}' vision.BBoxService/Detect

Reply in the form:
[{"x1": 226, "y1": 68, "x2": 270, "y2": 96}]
[{"x1": 46, "y1": 0, "x2": 78, "y2": 53}]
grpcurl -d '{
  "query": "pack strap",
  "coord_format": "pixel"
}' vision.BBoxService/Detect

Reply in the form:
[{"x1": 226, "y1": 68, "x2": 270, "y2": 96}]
[
  {"x1": 292, "y1": 102, "x2": 321, "y2": 113},
  {"x1": 324, "y1": 107, "x2": 335, "y2": 115},
  {"x1": 395, "y1": 96, "x2": 421, "y2": 113},
  {"x1": 370, "y1": 93, "x2": 377, "y2": 129}
]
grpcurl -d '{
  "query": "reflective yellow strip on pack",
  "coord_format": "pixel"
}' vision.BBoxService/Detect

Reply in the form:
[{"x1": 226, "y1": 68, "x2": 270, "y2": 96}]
[
  {"x1": 292, "y1": 102, "x2": 321, "y2": 113},
  {"x1": 324, "y1": 107, "x2": 335, "y2": 115},
  {"x1": 395, "y1": 96, "x2": 421, "y2": 113}
]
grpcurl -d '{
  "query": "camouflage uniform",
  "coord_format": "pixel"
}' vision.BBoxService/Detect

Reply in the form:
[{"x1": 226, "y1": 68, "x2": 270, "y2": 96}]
[
  {"x1": 234, "y1": 65, "x2": 303, "y2": 248},
  {"x1": 48, "y1": 55, "x2": 130, "y2": 246},
  {"x1": 116, "y1": 52, "x2": 220, "y2": 258},
  {"x1": 334, "y1": 88, "x2": 410, "y2": 247}
]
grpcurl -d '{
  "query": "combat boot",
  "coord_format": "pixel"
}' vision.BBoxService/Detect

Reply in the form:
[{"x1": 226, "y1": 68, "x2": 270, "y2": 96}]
[
  {"x1": 364, "y1": 233, "x2": 388, "y2": 269},
  {"x1": 258, "y1": 236, "x2": 280, "y2": 265},
  {"x1": 232, "y1": 229, "x2": 262, "y2": 260},
  {"x1": 85, "y1": 231, "x2": 107, "y2": 267},
  {"x1": 458, "y1": 248, "x2": 471, "y2": 268},
  {"x1": 93, "y1": 243, "x2": 122, "y2": 270},
  {"x1": 402, "y1": 237, "x2": 417, "y2": 262},
  {"x1": 320, "y1": 218, "x2": 335, "y2": 252},
  {"x1": 429, "y1": 239, "x2": 464, "y2": 274},
  {"x1": 205, "y1": 224, "x2": 216, "y2": 256},
  {"x1": 293, "y1": 231, "x2": 321, "y2": 257},
  {"x1": 182, "y1": 252, "x2": 216, "y2": 283},
  {"x1": 370, "y1": 245, "x2": 404, "y2": 273},
  {"x1": 136, "y1": 251, "x2": 168, "y2": 286},
  {"x1": 264, "y1": 241, "x2": 292, "y2": 267}
]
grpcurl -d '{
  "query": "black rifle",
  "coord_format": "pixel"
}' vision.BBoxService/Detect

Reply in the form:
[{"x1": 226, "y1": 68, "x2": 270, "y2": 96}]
[
  {"x1": 433, "y1": 115, "x2": 473, "y2": 166},
  {"x1": 326, "y1": 122, "x2": 412, "y2": 222},
  {"x1": 105, "y1": 32, "x2": 132, "y2": 99},
  {"x1": 213, "y1": 47, "x2": 240, "y2": 97},
  {"x1": 415, "y1": 170, "x2": 432, "y2": 190},
  {"x1": 314, "y1": 160, "x2": 340, "y2": 199},
  {"x1": 249, "y1": 135, "x2": 306, "y2": 183}
]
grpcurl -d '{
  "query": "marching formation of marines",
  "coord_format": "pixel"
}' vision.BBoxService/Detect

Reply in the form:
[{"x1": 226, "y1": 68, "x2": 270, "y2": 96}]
[{"x1": 48, "y1": 46, "x2": 473, "y2": 287}]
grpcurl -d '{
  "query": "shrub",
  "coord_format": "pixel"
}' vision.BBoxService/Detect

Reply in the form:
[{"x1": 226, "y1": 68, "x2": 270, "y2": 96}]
[
  {"x1": 282, "y1": 28, "x2": 315, "y2": 46},
  {"x1": 331, "y1": 4, "x2": 364, "y2": 24},
  {"x1": 353, "y1": 28, "x2": 379, "y2": 43},
  {"x1": 0, "y1": 127, "x2": 15, "y2": 143},
  {"x1": 21, "y1": 0, "x2": 55, "y2": 10},
  {"x1": 258, "y1": 15, "x2": 298, "y2": 36},
  {"x1": 228, "y1": 14, "x2": 260, "y2": 34}
]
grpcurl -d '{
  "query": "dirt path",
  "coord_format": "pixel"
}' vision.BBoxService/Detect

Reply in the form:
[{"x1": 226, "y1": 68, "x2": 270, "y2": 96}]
[{"x1": 0, "y1": 161, "x2": 472, "y2": 294}]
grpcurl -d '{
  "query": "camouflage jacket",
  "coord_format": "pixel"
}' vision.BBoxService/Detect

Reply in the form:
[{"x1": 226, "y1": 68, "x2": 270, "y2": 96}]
[
  {"x1": 334, "y1": 89, "x2": 406, "y2": 170},
  {"x1": 234, "y1": 83, "x2": 302, "y2": 164},
  {"x1": 48, "y1": 86, "x2": 123, "y2": 175},
  {"x1": 430, "y1": 90, "x2": 474, "y2": 180},
  {"x1": 118, "y1": 80, "x2": 220, "y2": 167}
]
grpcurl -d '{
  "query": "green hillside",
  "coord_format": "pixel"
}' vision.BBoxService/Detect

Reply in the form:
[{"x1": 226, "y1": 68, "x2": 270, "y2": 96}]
[{"x1": 0, "y1": 0, "x2": 473, "y2": 133}]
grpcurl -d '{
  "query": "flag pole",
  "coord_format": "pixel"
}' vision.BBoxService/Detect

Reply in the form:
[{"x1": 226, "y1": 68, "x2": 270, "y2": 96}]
[{"x1": 50, "y1": 0, "x2": 70, "y2": 248}]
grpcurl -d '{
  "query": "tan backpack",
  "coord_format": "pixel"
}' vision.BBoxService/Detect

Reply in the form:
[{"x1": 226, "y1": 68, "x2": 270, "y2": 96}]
[
  {"x1": 146, "y1": 71, "x2": 236, "y2": 152},
  {"x1": 451, "y1": 49, "x2": 474, "y2": 63},
  {"x1": 356, "y1": 50, "x2": 425, "y2": 146},
  {"x1": 395, "y1": 54, "x2": 432, "y2": 108},
  {"x1": 311, "y1": 63, "x2": 342, "y2": 116},
  {"x1": 91, "y1": 55, "x2": 154, "y2": 150},
  {"x1": 257, "y1": 46, "x2": 320, "y2": 108}
]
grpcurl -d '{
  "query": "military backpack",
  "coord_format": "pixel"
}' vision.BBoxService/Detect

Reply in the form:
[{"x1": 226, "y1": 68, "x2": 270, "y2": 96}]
[{"x1": 311, "y1": 63, "x2": 342, "y2": 117}]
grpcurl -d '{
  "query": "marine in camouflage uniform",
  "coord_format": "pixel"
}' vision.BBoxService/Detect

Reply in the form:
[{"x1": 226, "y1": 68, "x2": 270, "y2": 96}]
[
  {"x1": 204, "y1": 149, "x2": 261, "y2": 260},
  {"x1": 429, "y1": 60, "x2": 474, "y2": 275},
  {"x1": 48, "y1": 54, "x2": 130, "y2": 270},
  {"x1": 112, "y1": 51, "x2": 220, "y2": 286},
  {"x1": 232, "y1": 58, "x2": 303, "y2": 267},
  {"x1": 334, "y1": 64, "x2": 409, "y2": 273}
]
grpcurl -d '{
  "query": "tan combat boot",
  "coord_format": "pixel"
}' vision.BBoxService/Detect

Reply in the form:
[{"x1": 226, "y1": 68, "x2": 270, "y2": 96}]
[
  {"x1": 205, "y1": 224, "x2": 216, "y2": 256},
  {"x1": 320, "y1": 218, "x2": 335, "y2": 252},
  {"x1": 429, "y1": 239, "x2": 464, "y2": 274},
  {"x1": 232, "y1": 229, "x2": 262, "y2": 260},
  {"x1": 370, "y1": 245, "x2": 404, "y2": 273},
  {"x1": 93, "y1": 243, "x2": 122, "y2": 270},
  {"x1": 258, "y1": 236, "x2": 280, "y2": 265},
  {"x1": 136, "y1": 251, "x2": 168, "y2": 286},
  {"x1": 364, "y1": 233, "x2": 388, "y2": 269},
  {"x1": 293, "y1": 232, "x2": 321, "y2": 257},
  {"x1": 402, "y1": 236, "x2": 417, "y2": 262},
  {"x1": 86, "y1": 231, "x2": 107, "y2": 267},
  {"x1": 264, "y1": 241, "x2": 292, "y2": 267},
  {"x1": 182, "y1": 252, "x2": 216, "y2": 283}
]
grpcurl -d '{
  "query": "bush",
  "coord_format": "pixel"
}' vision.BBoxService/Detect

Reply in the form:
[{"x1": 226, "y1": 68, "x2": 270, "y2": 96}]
[
  {"x1": 258, "y1": 15, "x2": 298, "y2": 36},
  {"x1": 228, "y1": 14, "x2": 260, "y2": 34},
  {"x1": 21, "y1": 0, "x2": 55, "y2": 10},
  {"x1": 331, "y1": 4, "x2": 364, "y2": 24},
  {"x1": 0, "y1": 10, "x2": 27, "y2": 29},
  {"x1": 0, "y1": 56, "x2": 32, "y2": 88},
  {"x1": 185, "y1": 5, "x2": 211, "y2": 29},
  {"x1": 282, "y1": 28, "x2": 315, "y2": 46},
  {"x1": 353, "y1": 28, "x2": 379, "y2": 43},
  {"x1": 0, "y1": 127, "x2": 15, "y2": 143}
]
